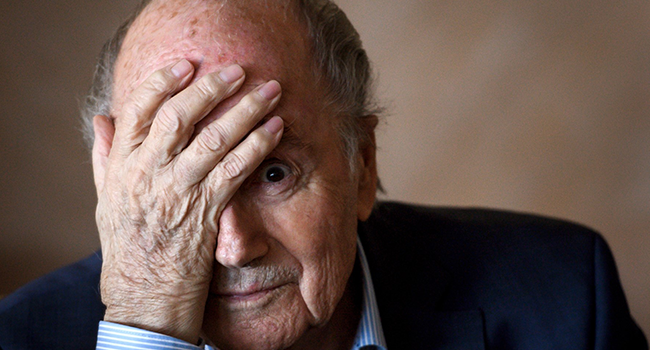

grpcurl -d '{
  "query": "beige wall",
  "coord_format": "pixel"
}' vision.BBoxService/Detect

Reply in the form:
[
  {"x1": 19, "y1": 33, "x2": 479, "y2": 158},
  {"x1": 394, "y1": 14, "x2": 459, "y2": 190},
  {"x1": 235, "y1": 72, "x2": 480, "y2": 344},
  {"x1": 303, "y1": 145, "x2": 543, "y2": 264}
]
[{"x1": 1, "y1": 0, "x2": 648, "y2": 336}]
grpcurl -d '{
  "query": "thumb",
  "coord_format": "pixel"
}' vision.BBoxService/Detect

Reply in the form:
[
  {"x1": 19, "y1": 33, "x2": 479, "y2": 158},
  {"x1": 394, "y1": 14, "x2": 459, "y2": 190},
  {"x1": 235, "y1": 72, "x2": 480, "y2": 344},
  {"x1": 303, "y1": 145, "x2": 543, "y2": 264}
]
[{"x1": 92, "y1": 115, "x2": 115, "y2": 196}]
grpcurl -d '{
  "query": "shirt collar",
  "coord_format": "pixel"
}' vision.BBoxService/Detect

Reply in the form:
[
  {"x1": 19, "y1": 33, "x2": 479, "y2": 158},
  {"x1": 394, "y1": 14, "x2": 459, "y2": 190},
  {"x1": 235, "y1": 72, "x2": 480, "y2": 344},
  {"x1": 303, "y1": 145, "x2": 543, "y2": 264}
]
[{"x1": 352, "y1": 238, "x2": 388, "y2": 350}]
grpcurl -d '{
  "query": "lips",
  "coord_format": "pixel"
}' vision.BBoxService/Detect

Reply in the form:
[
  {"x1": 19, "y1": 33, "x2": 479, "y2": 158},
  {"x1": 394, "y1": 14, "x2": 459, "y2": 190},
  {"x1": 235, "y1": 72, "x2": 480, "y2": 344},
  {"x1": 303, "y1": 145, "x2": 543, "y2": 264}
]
[
  {"x1": 215, "y1": 283, "x2": 284, "y2": 299},
  {"x1": 209, "y1": 283, "x2": 291, "y2": 308},
  {"x1": 210, "y1": 266, "x2": 300, "y2": 301}
]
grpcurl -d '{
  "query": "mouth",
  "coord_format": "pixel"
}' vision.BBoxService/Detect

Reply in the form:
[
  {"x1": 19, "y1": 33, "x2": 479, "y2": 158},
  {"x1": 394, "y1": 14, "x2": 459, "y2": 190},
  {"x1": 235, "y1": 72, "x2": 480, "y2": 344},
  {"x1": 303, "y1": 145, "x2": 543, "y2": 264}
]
[{"x1": 209, "y1": 283, "x2": 290, "y2": 307}]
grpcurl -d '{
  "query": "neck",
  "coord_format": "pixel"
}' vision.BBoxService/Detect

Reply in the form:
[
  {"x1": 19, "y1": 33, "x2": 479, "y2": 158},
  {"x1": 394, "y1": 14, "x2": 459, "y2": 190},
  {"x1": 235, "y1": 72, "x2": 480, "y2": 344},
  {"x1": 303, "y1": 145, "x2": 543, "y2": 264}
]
[{"x1": 288, "y1": 261, "x2": 363, "y2": 350}]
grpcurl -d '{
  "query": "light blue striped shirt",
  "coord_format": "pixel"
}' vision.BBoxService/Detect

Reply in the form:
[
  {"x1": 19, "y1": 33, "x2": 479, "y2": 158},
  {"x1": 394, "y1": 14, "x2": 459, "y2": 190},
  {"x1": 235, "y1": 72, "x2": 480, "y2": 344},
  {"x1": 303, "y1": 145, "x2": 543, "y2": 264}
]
[{"x1": 96, "y1": 239, "x2": 387, "y2": 350}]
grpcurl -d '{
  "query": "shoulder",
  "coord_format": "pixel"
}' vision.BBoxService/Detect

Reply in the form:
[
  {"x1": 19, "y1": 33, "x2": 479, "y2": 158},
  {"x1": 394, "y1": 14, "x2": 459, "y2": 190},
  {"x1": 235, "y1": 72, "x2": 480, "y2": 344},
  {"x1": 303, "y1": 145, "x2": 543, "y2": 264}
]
[
  {"x1": 365, "y1": 200, "x2": 598, "y2": 238},
  {"x1": 361, "y1": 200, "x2": 601, "y2": 273},
  {"x1": 360, "y1": 201, "x2": 647, "y2": 349},
  {"x1": 0, "y1": 252, "x2": 105, "y2": 349}
]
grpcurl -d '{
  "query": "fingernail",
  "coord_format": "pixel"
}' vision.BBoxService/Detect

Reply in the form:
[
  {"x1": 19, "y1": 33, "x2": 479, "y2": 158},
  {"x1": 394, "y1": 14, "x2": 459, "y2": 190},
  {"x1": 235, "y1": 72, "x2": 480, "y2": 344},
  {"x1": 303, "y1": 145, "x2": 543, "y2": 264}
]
[
  {"x1": 171, "y1": 59, "x2": 193, "y2": 78},
  {"x1": 258, "y1": 80, "x2": 281, "y2": 100},
  {"x1": 219, "y1": 64, "x2": 245, "y2": 84},
  {"x1": 264, "y1": 116, "x2": 283, "y2": 134}
]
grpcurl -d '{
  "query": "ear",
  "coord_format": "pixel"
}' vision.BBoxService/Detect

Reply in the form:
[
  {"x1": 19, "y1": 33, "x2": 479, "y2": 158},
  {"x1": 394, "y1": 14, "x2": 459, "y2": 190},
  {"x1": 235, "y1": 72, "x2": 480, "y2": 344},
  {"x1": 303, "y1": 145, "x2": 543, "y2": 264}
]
[
  {"x1": 92, "y1": 115, "x2": 115, "y2": 197},
  {"x1": 356, "y1": 115, "x2": 379, "y2": 222}
]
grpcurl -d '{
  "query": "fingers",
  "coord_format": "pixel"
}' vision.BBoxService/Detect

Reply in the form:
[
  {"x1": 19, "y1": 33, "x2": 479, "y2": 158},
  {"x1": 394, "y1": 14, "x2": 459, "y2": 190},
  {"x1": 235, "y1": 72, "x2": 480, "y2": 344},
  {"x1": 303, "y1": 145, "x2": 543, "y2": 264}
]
[
  {"x1": 173, "y1": 80, "x2": 283, "y2": 185},
  {"x1": 203, "y1": 116, "x2": 284, "y2": 203},
  {"x1": 106, "y1": 58, "x2": 283, "y2": 193},
  {"x1": 141, "y1": 64, "x2": 246, "y2": 160},
  {"x1": 92, "y1": 114, "x2": 115, "y2": 196},
  {"x1": 111, "y1": 59, "x2": 195, "y2": 159}
]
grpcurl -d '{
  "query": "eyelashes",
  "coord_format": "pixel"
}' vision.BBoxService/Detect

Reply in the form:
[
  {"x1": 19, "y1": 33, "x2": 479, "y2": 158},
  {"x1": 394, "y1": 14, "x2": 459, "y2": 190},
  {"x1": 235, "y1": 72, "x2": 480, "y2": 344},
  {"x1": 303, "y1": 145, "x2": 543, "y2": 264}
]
[
  {"x1": 259, "y1": 163, "x2": 292, "y2": 183},
  {"x1": 244, "y1": 159, "x2": 298, "y2": 197}
]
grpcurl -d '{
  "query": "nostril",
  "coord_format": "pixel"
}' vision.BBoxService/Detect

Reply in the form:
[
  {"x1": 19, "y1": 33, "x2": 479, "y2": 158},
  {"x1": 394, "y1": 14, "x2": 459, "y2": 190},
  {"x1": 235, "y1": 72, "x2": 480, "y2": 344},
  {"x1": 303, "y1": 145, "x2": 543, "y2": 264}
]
[
  {"x1": 215, "y1": 223, "x2": 269, "y2": 269},
  {"x1": 215, "y1": 236, "x2": 269, "y2": 269}
]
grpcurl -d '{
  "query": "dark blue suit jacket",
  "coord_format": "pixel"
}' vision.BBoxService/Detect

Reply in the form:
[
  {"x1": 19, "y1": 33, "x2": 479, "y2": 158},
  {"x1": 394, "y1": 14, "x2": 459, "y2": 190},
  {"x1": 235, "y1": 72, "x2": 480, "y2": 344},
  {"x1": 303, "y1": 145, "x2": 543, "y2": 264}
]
[{"x1": 1, "y1": 202, "x2": 647, "y2": 349}]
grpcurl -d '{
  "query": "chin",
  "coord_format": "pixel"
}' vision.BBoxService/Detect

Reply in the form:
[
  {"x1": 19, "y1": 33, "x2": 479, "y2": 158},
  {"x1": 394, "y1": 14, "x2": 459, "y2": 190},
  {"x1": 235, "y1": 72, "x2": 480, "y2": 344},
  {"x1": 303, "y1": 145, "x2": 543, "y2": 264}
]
[{"x1": 203, "y1": 284, "x2": 312, "y2": 350}]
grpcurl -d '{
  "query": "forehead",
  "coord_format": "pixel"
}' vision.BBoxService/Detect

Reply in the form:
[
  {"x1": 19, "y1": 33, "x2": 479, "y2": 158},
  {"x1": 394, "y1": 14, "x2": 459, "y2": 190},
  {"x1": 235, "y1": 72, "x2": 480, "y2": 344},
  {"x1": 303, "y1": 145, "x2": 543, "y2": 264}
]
[
  {"x1": 113, "y1": 0, "x2": 317, "y2": 115},
  {"x1": 111, "y1": 0, "x2": 339, "y2": 153}
]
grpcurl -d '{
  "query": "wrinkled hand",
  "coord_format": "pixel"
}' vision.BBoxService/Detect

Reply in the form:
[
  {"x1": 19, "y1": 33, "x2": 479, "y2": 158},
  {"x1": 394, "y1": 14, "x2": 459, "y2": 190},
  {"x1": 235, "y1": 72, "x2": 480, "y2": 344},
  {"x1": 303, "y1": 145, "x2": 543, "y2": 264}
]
[{"x1": 91, "y1": 59, "x2": 283, "y2": 343}]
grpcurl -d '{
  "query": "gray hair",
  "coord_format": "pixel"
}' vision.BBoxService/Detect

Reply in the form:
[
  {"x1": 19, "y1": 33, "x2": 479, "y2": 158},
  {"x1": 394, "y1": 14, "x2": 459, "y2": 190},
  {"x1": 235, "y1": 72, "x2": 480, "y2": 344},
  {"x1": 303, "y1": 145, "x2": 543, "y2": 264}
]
[{"x1": 80, "y1": 0, "x2": 381, "y2": 166}]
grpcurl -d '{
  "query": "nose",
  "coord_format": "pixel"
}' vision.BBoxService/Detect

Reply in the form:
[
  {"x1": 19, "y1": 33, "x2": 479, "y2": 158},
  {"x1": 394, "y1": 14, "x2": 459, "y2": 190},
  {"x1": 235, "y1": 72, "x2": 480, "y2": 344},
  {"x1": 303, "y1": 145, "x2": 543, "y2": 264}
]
[{"x1": 215, "y1": 199, "x2": 269, "y2": 268}]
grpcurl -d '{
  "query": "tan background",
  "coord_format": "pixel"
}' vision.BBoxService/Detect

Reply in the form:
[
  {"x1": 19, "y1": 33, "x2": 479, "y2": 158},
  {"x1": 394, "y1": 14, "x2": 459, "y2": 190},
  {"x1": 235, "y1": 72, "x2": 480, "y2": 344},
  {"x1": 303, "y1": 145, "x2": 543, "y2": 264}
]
[{"x1": 1, "y1": 0, "x2": 648, "y2": 336}]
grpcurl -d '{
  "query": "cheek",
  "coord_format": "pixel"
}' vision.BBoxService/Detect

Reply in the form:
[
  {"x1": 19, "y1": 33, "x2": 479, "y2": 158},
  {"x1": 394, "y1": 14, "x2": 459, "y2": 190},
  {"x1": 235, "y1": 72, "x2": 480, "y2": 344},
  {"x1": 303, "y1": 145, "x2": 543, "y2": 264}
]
[{"x1": 269, "y1": 189, "x2": 359, "y2": 324}]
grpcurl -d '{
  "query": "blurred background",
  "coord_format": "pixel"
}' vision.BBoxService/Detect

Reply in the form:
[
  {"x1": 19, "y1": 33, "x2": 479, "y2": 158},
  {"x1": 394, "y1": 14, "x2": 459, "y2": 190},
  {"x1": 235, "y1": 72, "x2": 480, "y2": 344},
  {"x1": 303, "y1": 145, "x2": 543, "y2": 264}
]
[{"x1": 1, "y1": 0, "x2": 648, "y2": 336}]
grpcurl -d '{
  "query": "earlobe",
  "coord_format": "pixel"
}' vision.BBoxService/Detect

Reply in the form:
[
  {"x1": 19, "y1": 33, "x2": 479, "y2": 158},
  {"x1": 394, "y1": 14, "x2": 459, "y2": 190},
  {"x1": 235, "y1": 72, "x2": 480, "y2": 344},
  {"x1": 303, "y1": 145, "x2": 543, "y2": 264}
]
[{"x1": 356, "y1": 116, "x2": 379, "y2": 222}]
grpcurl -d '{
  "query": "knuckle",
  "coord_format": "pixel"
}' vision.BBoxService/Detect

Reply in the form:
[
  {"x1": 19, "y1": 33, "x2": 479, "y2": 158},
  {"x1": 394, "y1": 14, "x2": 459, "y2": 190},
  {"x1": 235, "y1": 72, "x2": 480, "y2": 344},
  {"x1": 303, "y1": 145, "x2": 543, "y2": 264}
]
[
  {"x1": 244, "y1": 135, "x2": 264, "y2": 155},
  {"x1": 195, "y1": 73, "x2": 225, "y2": 99},
  {"x1": 119, "y1": 106, "x2": 145, "y2": 129},
  {"x1": 231, "y1": 95, "x2": 262, "y2": 120},
  {"x1": 146, "y1": 70, "x2": 176, "y2": 94},
  {"x1": 120, "y1": 69, "x2": 177, "y2": 124},
  {"x1": 241, "y1": 93, "x2": 263, "y2": 111},
  {"x1": 126, "y1": 168, "x2": 149, "y2": 195},
  {"x1": 117, "y1": 121, "x2": 149, "y2": 148},
  {"x1": 122, "y1": 98, "x2": 153, "y2": 128},
  {"x1": 218, "y1": 153, "x2": 247, "y2": 180},
  {"x1": 196, "y1": 124, "x2": 229, "y2": 154},
  {"x1": 156, "y1": 103, "x2": 185, "y2": 133}
]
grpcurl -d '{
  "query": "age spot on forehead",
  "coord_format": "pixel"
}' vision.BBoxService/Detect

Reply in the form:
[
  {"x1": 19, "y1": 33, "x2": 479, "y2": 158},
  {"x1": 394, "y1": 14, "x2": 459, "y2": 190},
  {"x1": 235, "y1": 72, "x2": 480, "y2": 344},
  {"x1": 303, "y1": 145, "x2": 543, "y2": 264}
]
[{"x1": 112, "y1": 0, "x2": 313, "y2": 116}]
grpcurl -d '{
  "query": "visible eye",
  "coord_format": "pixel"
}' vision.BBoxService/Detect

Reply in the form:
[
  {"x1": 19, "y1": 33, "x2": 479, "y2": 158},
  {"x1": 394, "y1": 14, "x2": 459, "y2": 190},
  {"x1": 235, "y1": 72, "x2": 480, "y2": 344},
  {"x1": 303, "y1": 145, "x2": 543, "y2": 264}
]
[{"x1": 260, "y1": 163, "x2": 292, "y2": 183}]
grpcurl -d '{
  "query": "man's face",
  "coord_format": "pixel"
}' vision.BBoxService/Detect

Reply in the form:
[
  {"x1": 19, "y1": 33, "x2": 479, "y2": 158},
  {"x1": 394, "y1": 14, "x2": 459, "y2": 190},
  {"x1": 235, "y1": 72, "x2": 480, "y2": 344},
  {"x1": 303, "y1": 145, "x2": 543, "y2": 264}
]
[{"x1": 112, "y1": 1, "x2": 376, "y2": 349}]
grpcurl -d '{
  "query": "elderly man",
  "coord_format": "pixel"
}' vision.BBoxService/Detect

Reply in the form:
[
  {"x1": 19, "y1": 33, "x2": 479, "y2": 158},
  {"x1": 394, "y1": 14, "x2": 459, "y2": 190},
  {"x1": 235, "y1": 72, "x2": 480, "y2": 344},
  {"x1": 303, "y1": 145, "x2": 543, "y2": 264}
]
[{"x1": 0, "y1": 0, "x2": 647, "y2": 349}]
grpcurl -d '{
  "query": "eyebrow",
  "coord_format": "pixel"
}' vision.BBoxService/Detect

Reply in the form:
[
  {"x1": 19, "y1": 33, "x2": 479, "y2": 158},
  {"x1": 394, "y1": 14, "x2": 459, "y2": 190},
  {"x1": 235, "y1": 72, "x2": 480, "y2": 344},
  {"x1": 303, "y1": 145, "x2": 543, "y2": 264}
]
[
  {"x1": 258, "y1": 115, "x2": 311, "y2": 152},
  {"x1": 281, "y1": 123, "x2": 311, "y2": 152}
]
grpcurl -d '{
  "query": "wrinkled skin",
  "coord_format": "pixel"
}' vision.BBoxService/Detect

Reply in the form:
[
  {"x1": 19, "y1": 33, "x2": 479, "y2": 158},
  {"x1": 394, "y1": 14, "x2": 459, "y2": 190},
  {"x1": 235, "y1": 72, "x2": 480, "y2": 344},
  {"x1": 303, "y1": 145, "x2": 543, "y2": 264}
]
[{"x1": 92, "y1": 0, "x2": 378, "y2": 349}]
